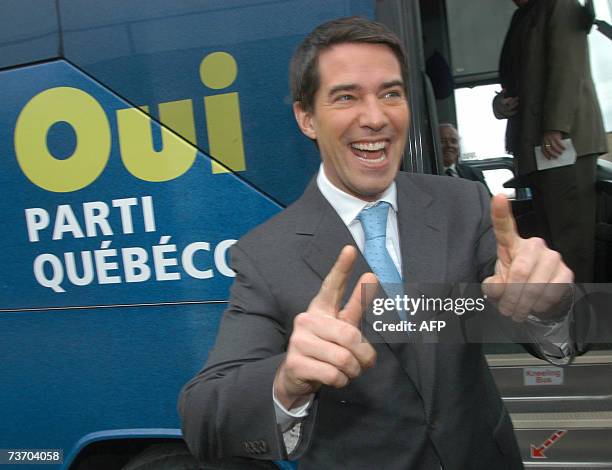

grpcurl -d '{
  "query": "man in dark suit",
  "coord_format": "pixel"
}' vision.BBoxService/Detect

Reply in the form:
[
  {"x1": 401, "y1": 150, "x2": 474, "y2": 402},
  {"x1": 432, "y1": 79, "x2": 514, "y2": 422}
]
[
  {"x1": 180, "y1": 17, "x2": 577, "y2": 469},
  {"x1": 439, "y1": 123, "x2": 491, "y2": 194},
  {"x1": 494, "y1": 0, "x2": 607, "y2": 282}
]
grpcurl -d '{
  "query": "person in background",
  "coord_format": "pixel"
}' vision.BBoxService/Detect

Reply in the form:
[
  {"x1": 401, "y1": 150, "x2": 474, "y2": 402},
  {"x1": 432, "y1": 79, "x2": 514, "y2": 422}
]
[
  {"x1": 424, "y1": 36, "x2": 454, "y2": 100},
  {"x1": 494, "y1": 0, "x2": 607, "y2": 282},
  {"x1": 439, "y1": 123, "x2": 491, "y2": 194}
]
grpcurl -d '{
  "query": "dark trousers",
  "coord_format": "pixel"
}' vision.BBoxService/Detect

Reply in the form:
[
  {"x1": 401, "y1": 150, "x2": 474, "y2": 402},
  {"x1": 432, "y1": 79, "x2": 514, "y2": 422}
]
[{"x1": 526, "y1": 155, "x2": 598, "y2": 283}]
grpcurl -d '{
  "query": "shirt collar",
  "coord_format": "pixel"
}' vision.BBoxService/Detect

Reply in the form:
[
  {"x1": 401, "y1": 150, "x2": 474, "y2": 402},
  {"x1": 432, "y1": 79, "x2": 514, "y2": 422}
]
[{"x1": 316, "y1": 164, "x2": 398, "y2": 226}]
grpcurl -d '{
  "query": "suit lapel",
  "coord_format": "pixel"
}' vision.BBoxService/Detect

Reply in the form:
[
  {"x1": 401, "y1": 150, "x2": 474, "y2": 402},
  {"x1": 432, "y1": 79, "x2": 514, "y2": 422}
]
[
  {"x1": 297, "y1": 176, "x2": 449, "y2": 285},
  {"x1": 396, "y1": 175, "x2": 447, "y2": 283},
  {"x1": 297, "y1": 182, "x2": 370, "y2": 299},
  {"x1": 295, "y1": 176, "x2": 448, "y2": 418},
  {"x1": 395, "y1": 175, "x2": 448, "y2": 420}
]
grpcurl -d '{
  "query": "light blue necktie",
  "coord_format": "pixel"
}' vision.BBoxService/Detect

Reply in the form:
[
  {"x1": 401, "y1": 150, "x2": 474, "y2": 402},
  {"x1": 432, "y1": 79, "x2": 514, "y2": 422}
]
[{"x1": 357, "y1": 202, "x2": 403, "y2": 286}]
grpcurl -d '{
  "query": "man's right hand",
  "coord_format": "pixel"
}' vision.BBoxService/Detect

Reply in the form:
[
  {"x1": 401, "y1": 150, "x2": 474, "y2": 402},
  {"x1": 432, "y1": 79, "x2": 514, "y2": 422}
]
[
  {"x1": 273, "y1": 245, "x2": 378, "y2": 410},
  {"x1": 493, "y1": 91, "x2": 519, "y2": 119}
]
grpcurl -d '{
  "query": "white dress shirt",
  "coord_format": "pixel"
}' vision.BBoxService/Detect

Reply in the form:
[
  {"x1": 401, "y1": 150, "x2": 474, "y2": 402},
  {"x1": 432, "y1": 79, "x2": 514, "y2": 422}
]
[{"x1": 315, "y1": 164, "x2": 403, "y2": 274}]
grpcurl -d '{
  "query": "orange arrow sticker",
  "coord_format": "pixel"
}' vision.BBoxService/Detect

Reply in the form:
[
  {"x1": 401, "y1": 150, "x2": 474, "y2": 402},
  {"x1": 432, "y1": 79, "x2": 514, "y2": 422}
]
[{"x1": 530, "y1": 430, "x2": 567, "y2": 459}]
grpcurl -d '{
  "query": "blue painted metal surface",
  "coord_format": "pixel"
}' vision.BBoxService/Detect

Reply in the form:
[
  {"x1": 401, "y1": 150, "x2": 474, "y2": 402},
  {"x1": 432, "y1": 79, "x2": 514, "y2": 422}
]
[
  {"x1": 0, "y1": 0, "x2": 60, "y2": 69},
  {"x1": 0, "y1": 1, "x2": 374, "y2": 468},
  {"x1": 0, "y1": 60, "x2": 280, "y2": 309},
  {"x1": 2, "y1": 306, "x2": 222, "y2": 468}
]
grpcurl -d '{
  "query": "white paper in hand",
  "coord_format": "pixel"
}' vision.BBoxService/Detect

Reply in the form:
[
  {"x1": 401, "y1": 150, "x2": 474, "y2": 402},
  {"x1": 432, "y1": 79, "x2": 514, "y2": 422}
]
[{"x1": 535, "y1": 139, "x2": 577, "y2": 171}]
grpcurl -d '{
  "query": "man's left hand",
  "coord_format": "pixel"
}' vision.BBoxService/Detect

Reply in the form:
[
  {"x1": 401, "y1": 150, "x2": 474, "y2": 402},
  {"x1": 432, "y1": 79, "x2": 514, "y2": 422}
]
[
  {"x1": 542, "y1": 131, "x2": 565, "y2": 159},
  {"x1": 482, "y1": 195, "x2": 574, "y2": 322}
]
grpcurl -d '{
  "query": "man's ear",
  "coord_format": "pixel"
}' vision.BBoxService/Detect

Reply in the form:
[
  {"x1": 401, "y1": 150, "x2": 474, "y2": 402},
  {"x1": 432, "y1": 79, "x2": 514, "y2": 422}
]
[{"x1": 293, "y1": 102, "x2": 317, "y2": 140}]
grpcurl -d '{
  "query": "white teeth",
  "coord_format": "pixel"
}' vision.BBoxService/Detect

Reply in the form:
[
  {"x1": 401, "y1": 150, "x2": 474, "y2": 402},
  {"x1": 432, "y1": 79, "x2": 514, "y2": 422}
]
[
  {"x1": 351, "y1": 141, "x2": 386, "y2": 151},
  {"x1": 357, "y1": 152, "x2": 386, "y2": 163}
]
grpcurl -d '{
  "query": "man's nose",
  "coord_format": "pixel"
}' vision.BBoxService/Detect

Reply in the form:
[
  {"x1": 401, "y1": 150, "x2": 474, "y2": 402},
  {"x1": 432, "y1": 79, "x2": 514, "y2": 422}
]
[
  {"x1": 358, "y1": 96, "x2": 388, "y2": 130},
  {"x1": 441, "y1": 138, "x2": 458, "y2": 149}
]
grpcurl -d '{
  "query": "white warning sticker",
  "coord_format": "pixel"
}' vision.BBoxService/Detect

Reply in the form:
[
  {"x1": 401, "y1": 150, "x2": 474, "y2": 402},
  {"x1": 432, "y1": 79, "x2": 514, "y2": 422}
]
[{"x1": 523, "y1": 367, "x2": 564, "y2": 386}]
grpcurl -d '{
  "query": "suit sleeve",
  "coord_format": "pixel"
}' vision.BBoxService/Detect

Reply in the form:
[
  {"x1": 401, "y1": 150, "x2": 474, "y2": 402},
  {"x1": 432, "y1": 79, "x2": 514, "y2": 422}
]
[
  {"x1": 543, "y1": 0, "x2": 589, "y2": 133},
  {"x1": 474, "y1": 181, "x2": 497, "y2": 281},
  {"x1": 179, "y1": 244, "x2": 294, "y2": 462}
]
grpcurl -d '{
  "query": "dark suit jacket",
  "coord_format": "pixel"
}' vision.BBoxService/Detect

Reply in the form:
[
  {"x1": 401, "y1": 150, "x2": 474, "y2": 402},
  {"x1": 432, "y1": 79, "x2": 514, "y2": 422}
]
[
  {"x1": 179, "y1": 172, "x2": 530, "y2": 469},
  {"x1": 500, "y1": 0, "x2": 607, "y2": 175}
]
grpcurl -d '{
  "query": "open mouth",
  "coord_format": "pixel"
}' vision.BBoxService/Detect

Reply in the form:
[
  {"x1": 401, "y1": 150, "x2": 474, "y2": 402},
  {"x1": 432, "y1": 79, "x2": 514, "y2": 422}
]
[{"x1": 350, "y1": 141, "x2": 388, "y2": 163}]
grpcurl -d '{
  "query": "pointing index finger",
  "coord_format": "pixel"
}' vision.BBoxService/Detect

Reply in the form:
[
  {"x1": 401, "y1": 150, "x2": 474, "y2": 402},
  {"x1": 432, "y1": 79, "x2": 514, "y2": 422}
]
[
  {"x1": 340, "y1": 272, "x2": 379, "y2": 328},
  {"x1": 491, "y1": 194, "x2": 519, "y2": 260},
  {"x1": 309, "y1": 245, "x2": 357, "y2": 316}
]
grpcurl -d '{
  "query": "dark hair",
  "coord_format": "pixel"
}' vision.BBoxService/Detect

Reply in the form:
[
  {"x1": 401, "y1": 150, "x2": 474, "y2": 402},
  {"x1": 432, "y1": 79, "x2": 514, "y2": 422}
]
[{"x1": 290, "y1": 16, "x2": 409, "y2": 113}]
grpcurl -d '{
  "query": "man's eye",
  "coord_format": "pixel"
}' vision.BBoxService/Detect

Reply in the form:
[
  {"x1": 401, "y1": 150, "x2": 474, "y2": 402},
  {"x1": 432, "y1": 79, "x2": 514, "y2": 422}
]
[
  {"x1": 384, "y1": 91, "x2": 402, "y2": 99},
  {"x1": 336, "y1": 94, "x2": 354, "y2": 102}
]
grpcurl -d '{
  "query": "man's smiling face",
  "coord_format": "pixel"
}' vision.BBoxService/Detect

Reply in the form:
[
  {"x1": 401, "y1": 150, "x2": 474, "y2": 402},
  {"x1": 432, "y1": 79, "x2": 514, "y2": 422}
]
[
  {"x1": 440, "y1": 125, "x2": 460, "y2": 168},
  {"x1": 294, "y1": 42, "x2": 410, "y2": 201}
]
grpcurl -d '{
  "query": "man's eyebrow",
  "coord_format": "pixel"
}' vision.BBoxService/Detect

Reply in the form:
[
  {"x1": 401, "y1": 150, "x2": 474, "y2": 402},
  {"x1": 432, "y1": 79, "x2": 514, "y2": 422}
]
[
  {"x1": 327, "y1": 79, "x2": 405, "y2": 97},
  {"x1": 328, "y1": 83, "x2": 359, "y2": 96},
  {"x1": 381, "y1": 79, "x2": 405, "y2": 90}
]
